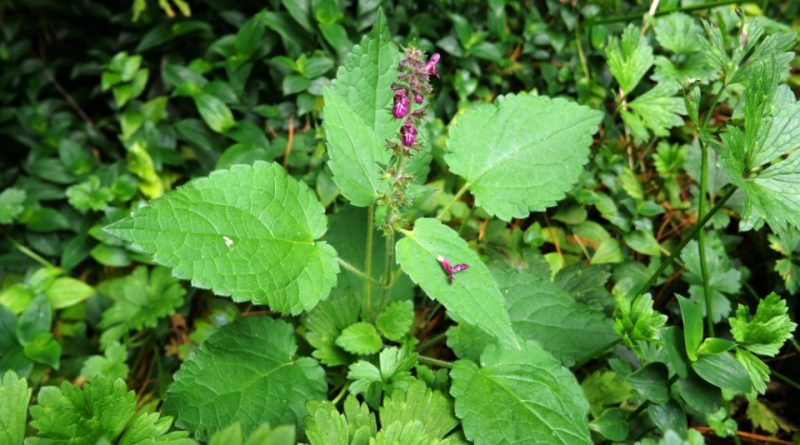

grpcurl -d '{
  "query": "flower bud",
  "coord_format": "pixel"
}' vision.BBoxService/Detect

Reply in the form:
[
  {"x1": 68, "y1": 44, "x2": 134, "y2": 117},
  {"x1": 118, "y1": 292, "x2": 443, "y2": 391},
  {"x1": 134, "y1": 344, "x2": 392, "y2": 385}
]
[
  {"x1": 425, "y1": 53, "x2": 441, "y2": 78},
  {"x1": 400, "y1": 119, "x2": 416, "y2": 147},
  {"x1": 414, "y1": 92, "x2": 423, "y2": 104},
  {"x1": 393, "y1": 89, "x2": 409, "y2": 119}
]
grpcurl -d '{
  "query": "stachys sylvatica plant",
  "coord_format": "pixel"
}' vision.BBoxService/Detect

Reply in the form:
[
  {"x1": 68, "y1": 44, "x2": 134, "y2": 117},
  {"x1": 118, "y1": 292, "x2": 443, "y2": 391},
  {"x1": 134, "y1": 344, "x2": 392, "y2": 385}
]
[{"x1": 102, "y1": 9, "x2": 798, "y2": 445}]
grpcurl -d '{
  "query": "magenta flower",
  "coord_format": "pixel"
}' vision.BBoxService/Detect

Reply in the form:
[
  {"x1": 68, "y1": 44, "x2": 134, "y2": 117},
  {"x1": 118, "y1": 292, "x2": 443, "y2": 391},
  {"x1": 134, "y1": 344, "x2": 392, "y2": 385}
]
[
  {"x1": 437, "y1": 255, "x2": 469, "y2": 284},
  {"x1": 400, "y1": 119, "x2": 416, "y2": 147},
  {"x1": 414, "y1": 92, "x2": 423, "y2": 104},
  {"x1": 393, "y1": 89, "x2": 409, "y2": 119},
  {"x1": 425, "y1": 53, "x2": 441, "y2": 79}
]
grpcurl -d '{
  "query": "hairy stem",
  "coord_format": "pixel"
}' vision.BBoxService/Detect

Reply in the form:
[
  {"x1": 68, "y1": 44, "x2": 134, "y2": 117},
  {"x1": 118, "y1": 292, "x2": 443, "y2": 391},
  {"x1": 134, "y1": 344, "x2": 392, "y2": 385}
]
[
  {"x1": 631, "y1": 186, "x2": 736, "y2": 298},
  {"x1": 336, "y1": 257, "x2": 384, "y2": 287},
  {"x1": 380, "y1": 228, "x2": 396, "y2": 310},
  {"x1": 364, "y1": 204, "x2": 375, "y2": 316}
]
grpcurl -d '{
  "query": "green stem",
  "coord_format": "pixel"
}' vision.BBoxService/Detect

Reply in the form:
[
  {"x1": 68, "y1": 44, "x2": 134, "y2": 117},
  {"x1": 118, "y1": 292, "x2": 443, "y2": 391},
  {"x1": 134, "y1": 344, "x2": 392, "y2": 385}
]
[
  {"x1": 587, "y1": 0, "x2": 753, "y2": 26},
  {"x1": 575, "y1": 10, "x2": 590, "y2": 81},
  {"x1": 364, "y1": 204, "x2": 375, "y2": 316},
  {"x1": 630, "y1": 186, "x2": 737, "y2": 298},
  {"x1": 336, "y1": 257, "x2": 384, "y2": 287},
  {"x1": 380, "y1": 228, "x2": 396, "y2": 311},
  {"x1": 418, "y1": 355, "x2": 453, "y2": 369},
  {"x1": 436, "y1": 182, "x2": 470, "y2": 220},
  {"x1": 418, "y1": 332, "x2": 448, "y2": 352},
  {"x1": 11, "y1": 239, "x2": 54, "y2": 268},
  {"x1": 698, "y1": 140, "x2": 715, "y2": 337},
  {"x1": 331, "y1": 383, "x2": 350, "y2": 405},
  {"x1": 772, "y1": 369, "x2": 800, "y2": 391}
]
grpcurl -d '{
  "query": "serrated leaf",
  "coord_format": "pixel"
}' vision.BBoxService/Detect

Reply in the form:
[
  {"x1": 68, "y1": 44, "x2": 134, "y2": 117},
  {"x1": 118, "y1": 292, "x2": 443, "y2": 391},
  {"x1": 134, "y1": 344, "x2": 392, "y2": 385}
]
[
  {"x1": 622, "y1": 83, "x2": 687, "y2": 143},
  {"x1": 80, "y1": 342, "x2": 129, "y2": 381},
  {"x1": 0, "y1": 371, "x2": 31, "y2": 445},
  {"x1": 721, "y1": 62, "x2": 800, "y2": 232},
  {"x1": 735, "y1": 349, "x2": 770, "y2": 395},
  {"x1": 613, "y1": 292, "x2": 667, "y2": 347},
  {"x1": 28, "y1": 376, "x2": 136, "y2": 444},
  {"x1": 0, "y1": 188, "x2": 26, "y2": 224},
  {"x1": 680, "y1": 239, "x2": 740, "y2": 323},
  {"x1": 606, "y1": 24, "x2": 654, "y2": 94},
  {"x1": 336, "y1": 322, "x2": 383, "y2": 355},
  {"x1": 66, "y1": 176, "x2": 114, "y2": 212},
  {"x1": 746, "y1": 398, "x2": 795, "y2": 435},
  {"x1": 106, "y1": 162, "x2": 339, "y2": 315},
  {"x1": 654, "y1": 13, "x2": 703, "y2": 54},
  {"x1": 303, "y1": 287, "x2": 362, "y2": 366},
  {"x1": 581, "y1": 370, "x2": 632, "y2": 417},
  {"x1": 396, "y1": 218, "x2": 518, "y2": 348},
  {"x1": 98, "y1": 267, "x2": 185, "y2": 347},
  {"x1": 305, "y1": 401, "x2": 349, "y2": 445},
  {"x1": 729, "y1": 292, "x2": 797, "y2": 357},
  {"x1": 375, "y1": 300, "x2": 413, "y2": 341},
  {"x1": 322, "y1": 89, "x2": 387, "y2": 206},
  {"x1": 492, "y1": 266, "x2": 617, "y2": 366},
  {"x1": 451, "y1": 341, "x2": 591, "y2": 445},
  {"x1": 162, "y1": 316, "x2": 327, "y2": 440},
  {"x1": 444, "y1": 94, "x2": 602, "y2": 220},
  {"x1": 118, "y1": 412, "x2": 196, "y2": 445},
  {"x1": 207, "y1": 422, "x2": 294, "y2": 445},
  {"x1": 329, "y1": 9, "x2": 400, "y2": 143},
  {"x1": 380, "y1": 380, "x2": 460, "y2": 442}
]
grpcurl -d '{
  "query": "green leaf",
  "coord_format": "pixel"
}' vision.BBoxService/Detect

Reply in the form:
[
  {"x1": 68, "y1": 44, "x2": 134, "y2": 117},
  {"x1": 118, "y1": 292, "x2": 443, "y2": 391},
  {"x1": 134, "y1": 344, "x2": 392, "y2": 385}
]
[
  {"x1": 105, "y1": 162, "x2": 339, "y2": 315},
  {"x1": 653, "y1": 13, "x2": 703, "y2": 54},
  {"x1": 605, "y1": 24, "x2": 654, "y2": 95},
  {"x1": 379, "y1": 380, "x2": 461, "y2": 443},
  {"x1": 451, "y1": 341, "x2": 591, "y2": 445},
  {"x1": 625, "y1": 362, "x2": 669, "y2": 404},
  {"x1": 80, "y1": 342, "x2": 129, "y2": 381},
  {"x1": 678, "y1": 295, "x2": 703, "y2": 361},
  {"x1": 98, "y1": 267, "x2": 185, "y2": 347},
  {"x1": 329, "y1": 9, "x2": 400, "y2": 143},
  {"x1": 735, "y1": 349, "x2": 770, "y2": 395},
  {"x1": 208, "y1": 422, "x2": 295, "y2": 445},
  {"x1": 746, "y1": 398, "x2": 794, "y2": 436},
  {"x1": 691, "y1": 352, "x2": 752, "y2": 393},
  {"x1": 28, "y1": 376, "x2": 136, "y2": 444},
  {"x1": 613, "y1": 292, "x2": 667, "y2": 347},
  {"x1": 491, "y1": 266, "x2": 617, "y2": 366},
  {"x1": 444, "y1": 94, "x2": 602, "y2": 220},
  {"x1": 581, "y1": 370, "x2": 632, "y2": 417},
  {"x1": 118, "y1": 412, "x2": 195, "y2": 445},
  {"x1": 720, "y1": 62, "x2": 800, "y2": 232},
  {"x1": 66, "y1": 176, "x2": 114, "y2": 212},
  {"x1": 194, "y1": 93, "x2": 236, "y2": 133},
  {"x1": 624, "y1": 228, "x2": 661, "y2": 257},
  {"x1": 647, "y1": 400, "x2": 687, "y2": 437},
  {"x1": 622, "y1": 83, "x2": 687, "y2": 144},
  {"x1": 303, "y1": 287, "x2": 361, "y2": 366},
  {"x1": 305, "y1": 401, "x2": 350, "y2": 445},
  {"x1": 322, "y1": 89, "x2": 387, "y2": 207},
  {"x1": 23, "y1": 332, "x2": 61, "y2": 369},
  {"x1": 590, "y1": 408, "x2": 628, "y2": 442},
  {"x1": 675, "y1": 370, "x2": 722, "y2": 414},
  {"x1": 375, "y1": 300, "x2": 414, "y2": 341},
  {"x1": 0, "y1": 371, "x2": 31, "y2": 445},
  {"x1": 44, "y1": 277, "x2": 94, "y2": 309},
  {"x1": 335, "y1": 322, "x2": 383, "y2": 355},
  {"x1": 696, "y1": 337, "x2": 735, "y2": 356},
  {"x1": 396, "y1": 218, "x2": 518, "y2": 348},
  {"x1": 16, "y1": 294, "x2": 52, "y2": 345},
  {"x1": 0, "y1": 188, "x2": 26, "y2": 224},
  {"x1": 729, "y1": 292, "x2": 797, "y2": 357},
  {"x1": 162, "y1": 316, "x2": 327, "y2": 440}
]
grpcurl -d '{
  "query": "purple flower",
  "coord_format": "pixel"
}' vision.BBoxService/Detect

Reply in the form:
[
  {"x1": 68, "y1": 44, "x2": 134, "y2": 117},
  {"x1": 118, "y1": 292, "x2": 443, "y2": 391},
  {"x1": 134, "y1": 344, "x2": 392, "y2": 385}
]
[
  {"x1": 425, "y1": 53, "x2": 441, "y2": 79},
  {"x1": 400, "y1": 119, "x2": 416, "y2": 147},
  {"x1": 414, "y1": 92, "x2": 423, "y2": 104},
  {"x1": 393, "y1": 89, "x2": 410, "y2": 119},
  {"x1": 437, "y1": 255, "x2": 469, "y2": 284}
]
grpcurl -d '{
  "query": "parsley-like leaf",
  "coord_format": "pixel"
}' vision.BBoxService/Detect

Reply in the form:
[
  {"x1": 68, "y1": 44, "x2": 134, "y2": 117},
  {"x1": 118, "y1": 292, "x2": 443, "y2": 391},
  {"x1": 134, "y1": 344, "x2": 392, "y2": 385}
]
[
  {"x1": 729, "y1": 292, "x2": 797, "y2": 357},
  {"x1": 0, "y1": 371, "x2": 31, "y2": 445},
  {"x1": 606, "y1": 24, "x2": 654, "y2": 95},
  {"x1": 336, "y1": 322, "x2": 383, "y2": 355}
]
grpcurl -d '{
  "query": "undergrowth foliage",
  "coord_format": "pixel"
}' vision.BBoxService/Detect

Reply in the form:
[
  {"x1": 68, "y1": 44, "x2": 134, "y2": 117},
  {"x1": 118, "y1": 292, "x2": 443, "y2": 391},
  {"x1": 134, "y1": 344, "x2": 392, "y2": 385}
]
[{"x1": 1, "y1": 1, "x2": 799, "y2": 444}]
